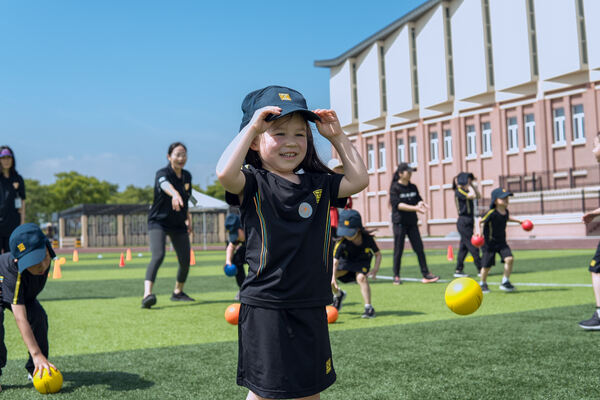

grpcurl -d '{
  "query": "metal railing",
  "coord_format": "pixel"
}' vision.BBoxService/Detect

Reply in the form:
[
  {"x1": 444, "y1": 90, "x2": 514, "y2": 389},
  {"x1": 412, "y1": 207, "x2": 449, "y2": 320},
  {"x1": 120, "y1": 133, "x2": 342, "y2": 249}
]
[{"x1": 498, "y1": 165, "x2": 600, "y2": 193}]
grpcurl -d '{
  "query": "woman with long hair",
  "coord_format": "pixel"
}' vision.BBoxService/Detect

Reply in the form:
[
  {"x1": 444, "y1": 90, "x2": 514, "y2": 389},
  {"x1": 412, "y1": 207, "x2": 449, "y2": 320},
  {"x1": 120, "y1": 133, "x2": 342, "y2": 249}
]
[{"x1": 0, "y1": 146, "x2": 26, "y2": 253}]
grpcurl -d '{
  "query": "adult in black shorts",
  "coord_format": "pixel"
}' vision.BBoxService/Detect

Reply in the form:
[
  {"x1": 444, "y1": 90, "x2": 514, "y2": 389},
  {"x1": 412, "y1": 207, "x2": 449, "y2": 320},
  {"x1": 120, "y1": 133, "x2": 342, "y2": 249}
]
[
  {"x1": 0, "y1": 146, "x2": 26, "y2": 253},
  {"x1": 389, "y1": 163, "x2": 439, "y2": 285},
  {"x1": 453, "y1": 172, "x2": 482, "y2": 277},
  {"x1": 142, "y1": 142, "x2": 194, "y2": 308},
  {"x1": 224, "y1": 213, "x2": 246, "y2": 300}
]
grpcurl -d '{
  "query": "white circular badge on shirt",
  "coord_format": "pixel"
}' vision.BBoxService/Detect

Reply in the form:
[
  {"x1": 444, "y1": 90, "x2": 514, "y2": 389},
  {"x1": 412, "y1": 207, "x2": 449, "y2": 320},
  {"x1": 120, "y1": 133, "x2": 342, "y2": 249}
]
[{"x1": 298, "y1": 202, "x2": 313, "y2": 218}]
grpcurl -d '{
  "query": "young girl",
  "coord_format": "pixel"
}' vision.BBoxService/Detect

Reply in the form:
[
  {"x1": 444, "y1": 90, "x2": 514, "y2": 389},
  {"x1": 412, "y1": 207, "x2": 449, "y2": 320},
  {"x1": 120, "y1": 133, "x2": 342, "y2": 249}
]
[
  {"x1": 389, "y1": 162, "x2": 439, "y2": 285},
  {"x1": 0, "y1": 146, "x2": 26, "y2": 253},
  {"x1": 142, "y1": 142, "x2": 194, "y2": 308},
  {"x1": 216, "y1": 85, "x2": 368, "y2": 400},
  {"x1": 331, "y1": 209, "x2": 381, "y2": 319},
  {"x1": 452, "y1": 172, "x2": 482, "y2": 277}
]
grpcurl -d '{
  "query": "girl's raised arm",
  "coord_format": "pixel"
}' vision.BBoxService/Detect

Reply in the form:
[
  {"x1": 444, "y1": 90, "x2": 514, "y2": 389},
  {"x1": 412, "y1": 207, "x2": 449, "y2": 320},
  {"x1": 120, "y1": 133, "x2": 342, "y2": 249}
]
[
  {"x1": 314, "y1": 109, "x2": 368, "y2": 198},
  {"x1": 216, "y1": 106, "x2": 281, "y2": 195}
]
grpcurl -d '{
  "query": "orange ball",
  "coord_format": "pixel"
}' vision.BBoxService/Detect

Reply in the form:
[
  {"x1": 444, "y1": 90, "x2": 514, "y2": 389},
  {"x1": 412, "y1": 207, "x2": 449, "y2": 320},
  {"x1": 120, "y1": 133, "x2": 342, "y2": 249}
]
[
  {"x1": 225, "y1": 303, "x2": 241, "y2": 325},
  {"x1": 326, "y1": 305, "x2": 338, "y2": 324}
]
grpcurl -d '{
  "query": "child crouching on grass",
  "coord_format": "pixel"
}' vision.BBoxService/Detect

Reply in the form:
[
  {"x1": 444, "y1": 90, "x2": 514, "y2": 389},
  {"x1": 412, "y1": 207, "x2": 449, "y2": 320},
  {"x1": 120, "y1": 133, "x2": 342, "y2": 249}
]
[{"x1": 331, "y1": 209, "x2": 381, "y2": 318}]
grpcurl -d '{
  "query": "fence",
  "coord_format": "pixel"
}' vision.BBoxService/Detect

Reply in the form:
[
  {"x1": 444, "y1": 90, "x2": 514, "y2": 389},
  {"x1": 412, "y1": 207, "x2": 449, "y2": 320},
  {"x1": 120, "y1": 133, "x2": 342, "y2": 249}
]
[{"x1": 499, "y1": 165, "x2": 600, "y2": 193}]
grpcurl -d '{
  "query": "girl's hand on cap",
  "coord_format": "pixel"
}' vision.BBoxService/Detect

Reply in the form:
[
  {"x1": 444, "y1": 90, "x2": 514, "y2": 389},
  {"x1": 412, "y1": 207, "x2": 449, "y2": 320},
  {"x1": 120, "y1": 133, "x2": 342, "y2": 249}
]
[
  {"x1": 313, "y1": 109, "x2": 344, "y2": 140},
  {"x1": 249, "y1": 106, "x2": 281, "y2": 135}
]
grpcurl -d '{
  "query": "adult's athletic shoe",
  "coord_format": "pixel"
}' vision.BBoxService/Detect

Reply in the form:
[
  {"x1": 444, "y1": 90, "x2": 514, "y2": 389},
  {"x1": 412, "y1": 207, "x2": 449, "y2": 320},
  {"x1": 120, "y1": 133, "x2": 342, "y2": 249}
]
[
  {"x1": 141, "y1": 294, "x2": 157, "y2": 309},
  {"x1": 422, "y1": 273, "x2": 440, "y2": 283},
  {"x1": 171, "y1": 291, "x2": 195, "y2": 302},
  {"x1": 332, "y1": 290, "x2": 346, "y2": 311},
  {"x1": 480, "y1": 282, "x2": 490, "y2": 294},
  {"x1": 579, "y1": 310, "x2": 600, "y2": 330},
  {"x1": 453, "y1": 270, "x2": 469, "y2": 278},
  {"x1": 499, "y1": 281, "x2": 515, "y2": 292},
  {"x1": 393, "y1": 276, "x2": 402, "y2": 285},
  {"x1": 362, "y1": 306, "x2": 376, "y2": 319}
]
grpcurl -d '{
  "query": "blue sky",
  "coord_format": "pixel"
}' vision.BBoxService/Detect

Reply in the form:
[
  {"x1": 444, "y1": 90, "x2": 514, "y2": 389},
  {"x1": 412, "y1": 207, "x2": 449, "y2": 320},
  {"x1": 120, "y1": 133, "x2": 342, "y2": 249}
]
[{"x1": 1, "y1": 0, "x2": 426, "y2": 189}]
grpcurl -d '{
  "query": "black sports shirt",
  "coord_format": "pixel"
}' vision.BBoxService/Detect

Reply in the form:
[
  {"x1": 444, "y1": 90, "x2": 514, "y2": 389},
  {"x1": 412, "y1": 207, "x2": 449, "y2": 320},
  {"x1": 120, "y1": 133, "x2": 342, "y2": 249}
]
[
  {"x1": 148, "y1": 164, "x2": 192, "y2": 232},
  {"x1": 226, "y1": 165, "x2": 345, "y2": 309},
  {"x1": 481, "y1": 208, "x2": 509, "y2": 245},
  {"x1": 0, "y1": 173, "x2": 26, "y2": 232},
  {"x1": 389, "y1": 181, "x2": 422, "y2": 226},
  {"x1": 0, "y1": 253, "x2": 48, "y2": 306},
  {"x1": 333, "y1": 233, "x2": 379, "y2": 270},
  {"x1": 455, "y1": 187, "x2": 474, "y2": 218}
]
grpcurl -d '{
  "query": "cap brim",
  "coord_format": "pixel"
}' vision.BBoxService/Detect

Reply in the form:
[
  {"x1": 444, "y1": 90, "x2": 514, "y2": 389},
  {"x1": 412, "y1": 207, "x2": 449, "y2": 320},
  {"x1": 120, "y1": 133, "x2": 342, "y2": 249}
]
[
  {"x1": 17, "y1": 246, "x2": 46, "y2": 273},
  {"x1": 265, "y1": 107, "x2": 321, "y2": 123},
  {"x1": 337, "y1": 226, "x2": 358, "y2": 237},
  {"x1": 497, "y1": 192, "x2": 513, "y2": 199}
]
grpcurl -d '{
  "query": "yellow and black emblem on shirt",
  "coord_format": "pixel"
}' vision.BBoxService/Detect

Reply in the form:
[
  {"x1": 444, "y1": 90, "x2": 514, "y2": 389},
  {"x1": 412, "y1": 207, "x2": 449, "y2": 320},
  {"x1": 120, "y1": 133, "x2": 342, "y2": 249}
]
[
  {"x1": 313, "y1": 189, "x2": 322, "y2": 204},
  {"x1": 185, "y1": 183, "x2": 190, "y2": 191}
]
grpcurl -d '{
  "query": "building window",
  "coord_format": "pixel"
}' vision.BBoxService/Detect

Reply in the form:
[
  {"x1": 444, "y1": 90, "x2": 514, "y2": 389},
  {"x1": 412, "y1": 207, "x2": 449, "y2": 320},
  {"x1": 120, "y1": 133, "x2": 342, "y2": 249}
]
[
  {"x1": 379, "y1": 45, "x2": 387, "y2": 113},
  {"x1": 443, "y1": 129, "x2": 453, "y2": 161},
  {"x1": 351, "y1": 61, "x2": 358, "y2": 120},
  {"x1": 367, "y1": 143, "x2": 374, "y2": 171},
  {"x1": 576, "y1": 0, "x2": 588, "y2": 65},
  {"x1": 481, "y1": 122, "x2": 492, "y2": 156},
  {"x1": 409, "y1": 136, "x2": 418, "y2": 166},
  {"x1": 410, "y1": 27, "x2": 419, "y2": 105},
  {"x1": 572, "y1": 104, "x2": 585, "y2": 143},
  {"x1": 444, "y1": 7, "x2": 455, "y2": 96},
  {"x1": 482, "y1": 0, "x2": 494, "y2": 87},
  {"x1": 466, "y1": 125, "x2": 477, "y2": 158},
  {"x1": 378, "y1": 142, "x2": 386, "y2": 170},
  {"x1": 507, "y1": 117, "x2": 519, "y2": 152},
  {"x1": 553, "y1": 108, "x2": 566, "y2": 145},
  {"x1": 397, "y1": 138, "x2": 406, "y2": 163},
  {"x1": 526, "y1": 0, "x2": 539, "y2": 76},
  {"x1": 524, "y1": 114, "x2": 536, "y2": 149},
  {"x1": 429, "y1": 132, "x2": 439, "y2": 163}
]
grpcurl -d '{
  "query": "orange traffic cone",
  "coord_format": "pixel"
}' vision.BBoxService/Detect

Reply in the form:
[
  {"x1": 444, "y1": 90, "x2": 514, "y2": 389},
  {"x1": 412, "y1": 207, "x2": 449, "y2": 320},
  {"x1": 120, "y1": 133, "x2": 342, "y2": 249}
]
[
  {"x1": 126, "y1": 248, "x2": 132, "y2": 261},
  {"x1": 53, "y1": 260, "x2": 62, "y2": 279},
  {"x1": 447, "y1": 245, "x2": 454, "y2": 261},
  {"x1": 190, "y1": 249, "x2": 196, "y2": 266},
  {"x1": 73, "y1": 249, "x2": 79, "y2": 262},
  {"x1": 119, "y1": 252, "x2": 126, "y2": 268}
]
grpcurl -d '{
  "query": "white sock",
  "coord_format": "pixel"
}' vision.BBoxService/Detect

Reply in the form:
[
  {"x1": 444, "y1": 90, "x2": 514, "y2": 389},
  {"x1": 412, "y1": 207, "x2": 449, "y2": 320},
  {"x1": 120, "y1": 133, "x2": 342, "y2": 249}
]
[
  {"x1": 502, "y1": 276, "x2": 509, "y2": 284},
  {"x1": 365, "y1": 303, "x2": 372, "y2": 309}
]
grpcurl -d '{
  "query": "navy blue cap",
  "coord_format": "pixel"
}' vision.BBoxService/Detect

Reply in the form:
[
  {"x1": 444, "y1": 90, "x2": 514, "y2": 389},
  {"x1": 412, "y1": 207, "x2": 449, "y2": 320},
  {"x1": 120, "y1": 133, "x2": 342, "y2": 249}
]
[
  {"x1": 239, "y1": 85, "x2": 320, "y2": 131},
  {"x1": 490, "y1": 187, "x2": 513, "y2": 208},
  {"x1": 456, "y1": 172, "x2": 475, "y2": 186},
  {"x1": 337, "y1": 209, "x2": 363, "y2": 237},
  {"x1": 9, "y1": 223, "x2": 55, "y2": 273},
  {"x1": 225, "y1": 214, "x2": 241, "y2": 243}
]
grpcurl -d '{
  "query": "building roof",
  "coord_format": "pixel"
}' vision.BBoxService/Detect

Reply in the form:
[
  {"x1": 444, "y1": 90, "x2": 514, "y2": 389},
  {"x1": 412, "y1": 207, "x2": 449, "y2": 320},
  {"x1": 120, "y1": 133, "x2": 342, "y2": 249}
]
[{"x1": 313, "y1": 0, "x2": 441, "y2": 68}]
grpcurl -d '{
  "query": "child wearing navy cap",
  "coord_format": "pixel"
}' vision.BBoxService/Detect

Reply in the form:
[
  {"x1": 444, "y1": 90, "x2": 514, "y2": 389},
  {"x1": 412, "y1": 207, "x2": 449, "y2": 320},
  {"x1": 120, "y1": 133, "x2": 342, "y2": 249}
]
[
  {"x1": 0, "y1": 223, "x2": 57, "y2": 392},
  {"x1": 217, "y1": 85, "x2": 368, "y2": 400}
]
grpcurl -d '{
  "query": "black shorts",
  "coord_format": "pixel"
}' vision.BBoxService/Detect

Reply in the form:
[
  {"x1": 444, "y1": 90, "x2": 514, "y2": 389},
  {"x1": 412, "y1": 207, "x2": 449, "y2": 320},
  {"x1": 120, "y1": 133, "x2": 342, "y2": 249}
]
[
  {"x1": 336, "y1": 264, "x2": 370, "y2": 283},
  {"x1": 237, "y1": 304, "x2": 336, "y2": 399},
  {"x1": 589, "y1": 242, "x2": 600, "y2": 273},
  {"x1": 482, "y1": 243, "x2": 513, "y2": 268}
]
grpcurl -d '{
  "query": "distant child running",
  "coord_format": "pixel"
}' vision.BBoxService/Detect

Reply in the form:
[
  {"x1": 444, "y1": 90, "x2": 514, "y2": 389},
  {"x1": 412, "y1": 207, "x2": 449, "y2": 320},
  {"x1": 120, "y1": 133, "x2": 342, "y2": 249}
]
[
  {"x1": 579, "y1": 133, "x2": 600, "y2": 330},
  {"x1": 452, "y1": 172, "x2": 482, "y2": 277},
  {"x1": 331, "y1": 210, "x2": 381, "y2": 319},
  {"x1": 479, "y1": 188, "x2": 524, "y2": 293},
  {"x1": 224, "y1": 213, "x2": 246, "y2": 300},
  {"x1": 217, "y1": 85, "x2": 368, "y2": 400}
]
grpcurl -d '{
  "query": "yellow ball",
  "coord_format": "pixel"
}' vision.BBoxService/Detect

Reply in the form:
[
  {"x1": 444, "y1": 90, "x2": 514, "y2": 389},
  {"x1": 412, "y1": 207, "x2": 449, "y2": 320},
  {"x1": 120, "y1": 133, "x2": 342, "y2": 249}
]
[
  {"x1": 32, "y1": 367, "x2": 63, "y2": 394},
  {"x1": 445, "y1": 277, "x2": 483, "y2": 315}
]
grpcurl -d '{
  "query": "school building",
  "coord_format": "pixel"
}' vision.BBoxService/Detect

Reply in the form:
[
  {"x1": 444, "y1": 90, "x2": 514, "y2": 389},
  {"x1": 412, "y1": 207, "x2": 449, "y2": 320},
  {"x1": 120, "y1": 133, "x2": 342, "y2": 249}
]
[{"x1": 315, "y1": 0, "x2": 600, "y2": 238}]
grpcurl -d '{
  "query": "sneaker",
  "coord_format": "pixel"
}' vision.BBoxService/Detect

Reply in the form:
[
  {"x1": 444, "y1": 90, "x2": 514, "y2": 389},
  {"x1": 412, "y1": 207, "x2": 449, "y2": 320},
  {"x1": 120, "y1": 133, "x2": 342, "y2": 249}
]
[
  {"x1": 393, "y1": 276, "x2": 402, "y2": 285},
  {"x1": 422, "y1": 273, "x2": 440, "y2": 283},
  {"x1": 362, "y1": 306, "x2": 376, "y2": 319},
  {"x1": 332, "y1": 290, "x2": 346, "y2": 311},
  {"x1": 480, "y1": 282, "x2": 490, "y2": 293},
  {"x1": 579, "y1": 310, "x2": 600, "y2": 330},
  {"x1": 27, "y1": 373, "x2": 33, "y2": 382},
  {"x1": 141, "y1": 294, "x2": 157, "y2": 309},
  {"x1": 170, "y1": 291, "x2": 195, "y2": 302},
  {"x1": 499, "y1": 280, "x2": 515, "y2": 292},
  {"x1": 454, "y1": 270, "x2": 468, "y2": 278}
]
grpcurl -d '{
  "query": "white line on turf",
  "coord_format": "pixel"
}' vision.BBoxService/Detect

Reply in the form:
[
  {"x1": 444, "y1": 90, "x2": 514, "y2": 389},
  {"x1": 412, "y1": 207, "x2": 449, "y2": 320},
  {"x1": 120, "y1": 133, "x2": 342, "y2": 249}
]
[{"x1": 375, "y1": 275, "x2": 592, "y2": 287}]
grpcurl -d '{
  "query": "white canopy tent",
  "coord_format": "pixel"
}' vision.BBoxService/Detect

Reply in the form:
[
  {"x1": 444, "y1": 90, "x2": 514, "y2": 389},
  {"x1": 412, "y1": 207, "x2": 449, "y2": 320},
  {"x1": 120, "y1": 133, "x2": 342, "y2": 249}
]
[{"x1": 188, "y1": 190, "x2": 229, "y2": 250}]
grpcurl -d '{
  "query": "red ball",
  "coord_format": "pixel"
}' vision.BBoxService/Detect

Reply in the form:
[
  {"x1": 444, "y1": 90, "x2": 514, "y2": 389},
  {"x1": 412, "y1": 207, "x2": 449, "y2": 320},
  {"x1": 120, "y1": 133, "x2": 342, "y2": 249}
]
[
  {"x1": 471, "y1": 235, "x2": 484, "y2": 248},
  {"x1": 326, "y1": 305, "x2": 338, "y2": 324},
  {"x1": 522, "y1": 219, "x2": 534, "y2": 231},
  {"x1": 225, "y1": 303, "x2": 241, "y2": 325}
]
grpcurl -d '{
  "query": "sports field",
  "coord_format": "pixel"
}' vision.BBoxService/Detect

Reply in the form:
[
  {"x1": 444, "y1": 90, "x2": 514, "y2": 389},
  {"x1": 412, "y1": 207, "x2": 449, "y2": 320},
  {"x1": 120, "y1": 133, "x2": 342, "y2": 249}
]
[{"x1": 2, "y1": 248, "x2": 597, "y2": 399}]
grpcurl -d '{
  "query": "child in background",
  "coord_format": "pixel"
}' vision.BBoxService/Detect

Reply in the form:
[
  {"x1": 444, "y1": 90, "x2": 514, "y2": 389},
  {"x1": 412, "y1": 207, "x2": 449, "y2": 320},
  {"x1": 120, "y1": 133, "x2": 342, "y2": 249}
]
[
  {"x1": 224, "y1": 213, "x2": 246, "y2": 300},
  {"x1": 478, "y1": 188, "x2": 524, "y2": 293},
  {"x1": 452, "y1": 172, "x2": 482, "y2": 277},
  {"x1": 331, "y1": 210, "x2": 381, "y2": 319},
  {"x1": 216, "y1": 85, "x2": 368, "y2": 400}
]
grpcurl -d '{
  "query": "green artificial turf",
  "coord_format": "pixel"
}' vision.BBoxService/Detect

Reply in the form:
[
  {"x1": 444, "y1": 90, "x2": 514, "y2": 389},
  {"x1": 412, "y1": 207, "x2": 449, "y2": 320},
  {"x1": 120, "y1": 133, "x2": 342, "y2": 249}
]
[{"x1": 1, "y1": 249, "x2": 597, "y2": 399}]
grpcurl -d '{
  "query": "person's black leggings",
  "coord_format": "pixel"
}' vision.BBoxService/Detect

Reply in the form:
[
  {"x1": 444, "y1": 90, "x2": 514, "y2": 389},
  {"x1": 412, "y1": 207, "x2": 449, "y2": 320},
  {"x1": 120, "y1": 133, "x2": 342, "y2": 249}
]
[
  {"x1": 393, "y1": 223, "x2": 430, "y2": 277},
  {"x1": 456, "y1": 216, "x2": 482, "y2": 272},
  {"x1": 145, "y1": 228, "x2": 190, "y2": 283}
]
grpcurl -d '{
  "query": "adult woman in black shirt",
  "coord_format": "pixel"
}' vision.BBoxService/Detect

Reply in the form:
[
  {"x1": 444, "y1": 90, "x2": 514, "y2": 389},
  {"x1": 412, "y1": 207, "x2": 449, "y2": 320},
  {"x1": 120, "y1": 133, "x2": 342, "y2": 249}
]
[
  {"x1": 0, "y1": 146, "x2": 26, "y2": 253},
  {"x1": 142, "y1": 142, "x2": 194, "y2": 308},
  {"x1": 389, "y1": 163, "x2": 439, "y2": 285}
]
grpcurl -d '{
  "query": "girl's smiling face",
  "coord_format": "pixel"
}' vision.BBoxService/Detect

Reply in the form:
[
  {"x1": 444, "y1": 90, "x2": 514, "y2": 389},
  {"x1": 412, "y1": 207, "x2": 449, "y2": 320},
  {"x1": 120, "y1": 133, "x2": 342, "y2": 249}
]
[
  {"x1": 251, "y1": 113, "x2": 308, "y2": 177},
  {"x1": 168, "y1": 145, "x2": 187, "y2": 170}
]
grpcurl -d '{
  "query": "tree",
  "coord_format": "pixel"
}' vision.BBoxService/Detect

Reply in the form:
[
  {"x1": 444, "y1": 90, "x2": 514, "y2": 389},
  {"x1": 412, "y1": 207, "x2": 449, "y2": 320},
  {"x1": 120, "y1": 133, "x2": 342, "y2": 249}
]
[
  {"x1": 109, "y1": 185, "x2": 154, "y2": 204},
  {"x1": 24, "y1": 179, "x2": 54, "y2": 224},
  {"x1": 203, "y1": 179, "x2": 225, "y2": 201},
  {"x1": 47, "y1": 171, "x2": 118, "y2": 212}
]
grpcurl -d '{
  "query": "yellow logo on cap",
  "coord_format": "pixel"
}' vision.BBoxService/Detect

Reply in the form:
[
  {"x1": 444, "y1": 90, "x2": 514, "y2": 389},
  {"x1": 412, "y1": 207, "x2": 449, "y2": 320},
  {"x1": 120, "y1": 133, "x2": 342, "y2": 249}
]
[
  {"x1": 344, "y1": 220, "x2": 350, "y2": 226},
  {"x1": 278, "y1": 93, "x2": 291, "y2": 101},
  {"x1": 313, "y1": 189, "x2": 322, "y2": 204},
  {"x1": 502, "y1": 189, "x2": 506, "y2": 192},
  {"x1": 17, "y1": 243, "x2": 25, "y2": 252}
]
